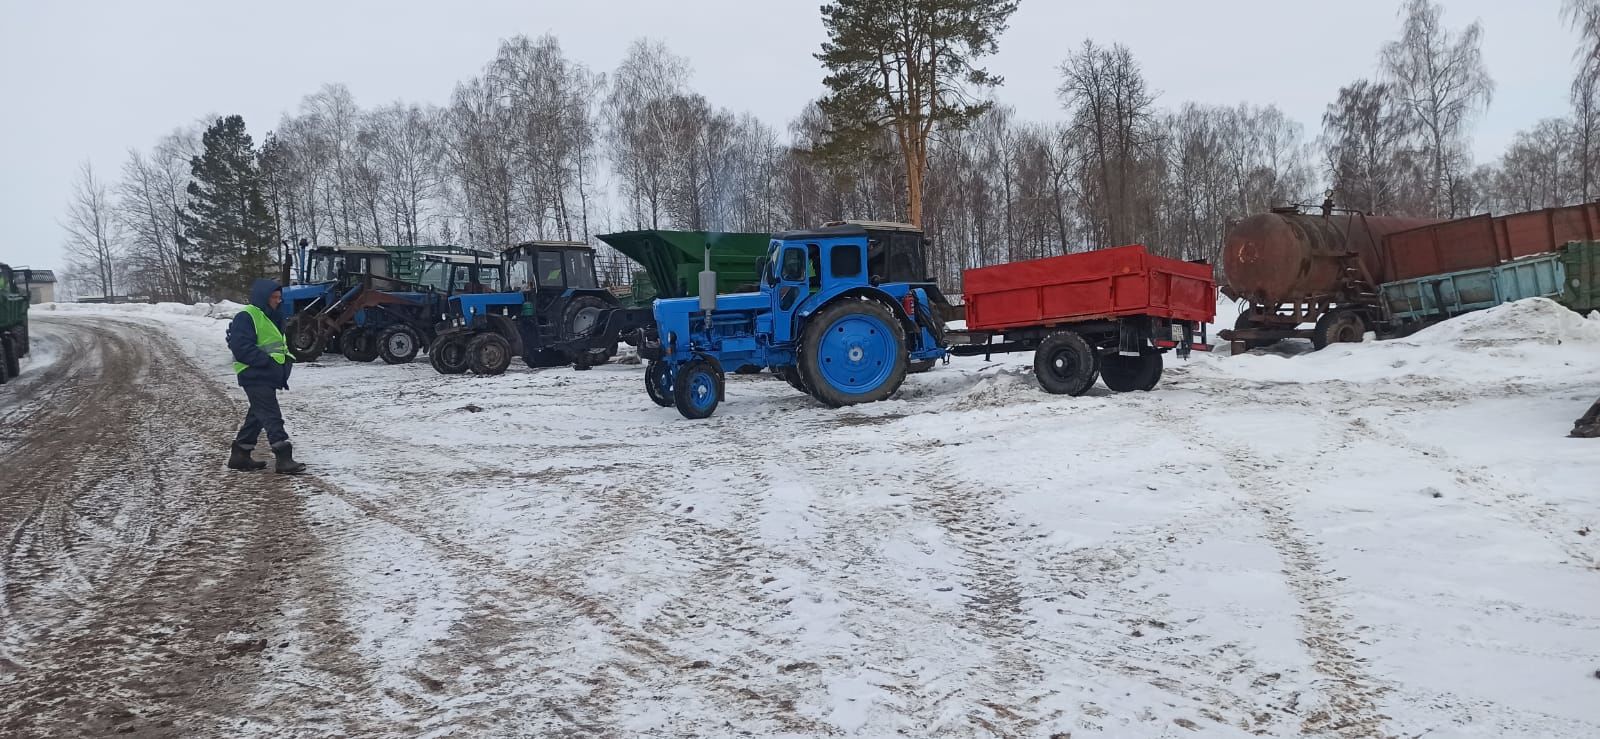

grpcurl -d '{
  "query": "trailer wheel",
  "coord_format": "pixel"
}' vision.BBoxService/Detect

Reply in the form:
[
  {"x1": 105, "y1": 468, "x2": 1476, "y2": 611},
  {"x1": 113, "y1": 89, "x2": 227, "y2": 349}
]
[
  {"x1": 467, "y1": 332, "x2": 513, "y2": 376},
  {"x1": 376, "y1": 325, "x2": 421, "y2": 364},
  {"x1": 286, "y1": 315, "x2": 324, "y2": 362},
  {"x1": 341, "y1": 328, "x2": 379, "y2": 362},
  {"x1": 1033, "y1": 331, "x2": 1098, "y2": 396},
  {"x1": 1101, "y1": 351, "x2": 1163, "y2": 392},
  {"x1": 673, "y1": 359, "x2": 722, "y2": 420},
  {"x1": 429, "y1": 335, "x2": 470, "y2": 374},
  {"x1": 799, "y1": 299, "x2": 908, "y2": 408},
  {"x1": 645, "y1": 360, "x2": 674, "y2": 407},
  {"x1": 1312, "y1": 309, "x2": 1367, "y2": 350}
]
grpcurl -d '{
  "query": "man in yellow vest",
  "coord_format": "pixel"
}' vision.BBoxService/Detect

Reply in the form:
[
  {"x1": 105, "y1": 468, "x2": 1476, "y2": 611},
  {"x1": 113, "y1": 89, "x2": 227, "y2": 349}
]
[{"x1": 227, "y1": 278, "x2": 305, "y2": 473}]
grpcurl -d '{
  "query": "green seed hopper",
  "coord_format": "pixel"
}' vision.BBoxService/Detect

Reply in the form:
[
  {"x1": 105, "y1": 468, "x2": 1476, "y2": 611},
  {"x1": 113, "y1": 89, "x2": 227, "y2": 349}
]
[{"x1": 596, "y1": 230, "x2": 772, "y2": 305}]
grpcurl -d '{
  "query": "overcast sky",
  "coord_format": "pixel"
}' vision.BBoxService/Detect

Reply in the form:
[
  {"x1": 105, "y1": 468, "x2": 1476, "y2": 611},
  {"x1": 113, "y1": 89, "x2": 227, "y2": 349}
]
[{"x1": 0, "y1": 0, "x2": 1580, "y2": 273}]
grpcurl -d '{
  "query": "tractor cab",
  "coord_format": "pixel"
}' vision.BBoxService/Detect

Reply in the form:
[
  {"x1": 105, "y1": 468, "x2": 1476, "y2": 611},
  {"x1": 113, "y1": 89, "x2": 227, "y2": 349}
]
[
  {"x1": 300, "y1": 244, "x2": 391, "y2": 290},
  {"x1": 416, "y1": 251, "x2": 503, "y2": 294}
]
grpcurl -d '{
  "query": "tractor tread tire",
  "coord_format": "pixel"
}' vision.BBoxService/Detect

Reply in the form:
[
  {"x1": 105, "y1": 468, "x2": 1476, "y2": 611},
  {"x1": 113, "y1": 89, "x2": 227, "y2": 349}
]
[
  {"x1": 645, "y1": 360, "x2": 674, "y2": 407},
  {"x1": 286, "y1": 315, "x2": 325, "y2": 362},
  {"x1": 1033, "y1": 330, "x2": 1099, "y2": 396},
  {"x1": 341, "y1": 328, "x2": 379, "y2": 363},
  {"x1": 429, "y1": 335, "x2": 470, "y2": 375},
  {"x1": 466, "y1": 332, "x2": 513, "y2": 376},
  {"x1": 377, "y1": 325, "x2": 421, "y2": 365},
  {"x1": 1312, "y1": 308, "x2": 1367, "y2": 350}
]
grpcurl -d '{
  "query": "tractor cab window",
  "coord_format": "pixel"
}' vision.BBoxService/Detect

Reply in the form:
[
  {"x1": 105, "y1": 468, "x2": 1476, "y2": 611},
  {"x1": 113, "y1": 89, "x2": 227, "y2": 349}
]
[
  {"x1": 507, "y1": 258, "x2": 531, "y2": 290},
  {"x1": 417, "y1": 260, "x2": 449, "y2": 290},
  {"x1": 451, "y1": 265, "x2": 473, "y2": 291},
  {"x1": 831, "y1": 244, "x2": 862, "y2": 279},
  {"x1": 368, "y1": 255, "x2": 390, "y2": 279},
  {"x1": 565, "y1": 250, "x2": 597, "y2": 289},
  {"x1": 308, "y1": 254, "x2": 342, "y2": 283},
  {"x1": 780, "y1": 245, "x2": 807, "y2": 282},
  {"x1": 478, "y1": 267, "x2": 501, "y2": 291},
  {"x1": 537, "y1": 250, "x2": 565, "y2": 288},
  {"x1": 866, "y1": 231, "x2": 929, "y2": 283}
]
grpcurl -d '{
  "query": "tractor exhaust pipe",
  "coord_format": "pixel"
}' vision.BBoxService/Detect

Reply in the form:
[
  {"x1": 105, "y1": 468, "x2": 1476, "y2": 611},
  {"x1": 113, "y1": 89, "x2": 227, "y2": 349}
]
[{"x1": 699, "y1": 242, "x2": 717, "y2": 334}]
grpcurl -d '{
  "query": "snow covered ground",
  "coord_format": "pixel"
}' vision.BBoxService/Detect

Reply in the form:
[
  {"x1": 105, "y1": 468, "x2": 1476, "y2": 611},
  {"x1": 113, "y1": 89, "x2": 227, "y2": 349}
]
[{"x1": 44, "y1": 298, "x2": 1600, "y2": 737}]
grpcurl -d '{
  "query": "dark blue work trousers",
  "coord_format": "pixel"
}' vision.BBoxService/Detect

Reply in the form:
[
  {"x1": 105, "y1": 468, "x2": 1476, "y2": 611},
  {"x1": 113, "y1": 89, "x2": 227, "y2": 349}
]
[{"x1": 234, "y1": 385, "x2": 290, "y2": 448}]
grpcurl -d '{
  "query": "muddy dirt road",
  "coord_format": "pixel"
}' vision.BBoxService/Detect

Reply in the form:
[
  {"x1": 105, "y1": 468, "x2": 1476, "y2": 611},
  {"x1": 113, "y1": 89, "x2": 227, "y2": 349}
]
[{"x1": 0, "y1": 315, "x2": 363, "y2": 737}]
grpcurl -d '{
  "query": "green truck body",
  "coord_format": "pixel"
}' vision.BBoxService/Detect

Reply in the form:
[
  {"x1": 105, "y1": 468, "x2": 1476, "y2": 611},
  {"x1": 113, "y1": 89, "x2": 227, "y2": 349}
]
[
  {"x1": 1561, "y1": 241, "x2": 1600, "y2": 314},
  {"x1": 0, "y1": 262, "x2": 31, "y2": 382}
]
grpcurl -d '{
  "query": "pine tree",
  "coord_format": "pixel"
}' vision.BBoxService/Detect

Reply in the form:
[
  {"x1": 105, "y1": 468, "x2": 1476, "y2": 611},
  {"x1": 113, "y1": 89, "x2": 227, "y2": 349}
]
[
  {"x1": 815, "y1": 0, "x2": 1019, "y2": 228},
  {"x1": 180, "y1": 115, "x2": 278, "y2": 300}
]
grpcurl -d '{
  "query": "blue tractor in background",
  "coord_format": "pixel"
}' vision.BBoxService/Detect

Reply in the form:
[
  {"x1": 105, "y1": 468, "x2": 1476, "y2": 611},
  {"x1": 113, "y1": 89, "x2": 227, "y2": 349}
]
[
  {"x1": 428, "y1": 241, "x2": 628, "y2": 375},
  {"x1": 283, "y1": 244, "x2": 500, "y2": 364},
  {"x1": 639, "y1": 221, "x2": 950, "y2": 419}
]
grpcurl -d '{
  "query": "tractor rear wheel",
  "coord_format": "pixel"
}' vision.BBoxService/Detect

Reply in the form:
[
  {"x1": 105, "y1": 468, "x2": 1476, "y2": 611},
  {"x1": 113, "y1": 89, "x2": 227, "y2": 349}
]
[
  {"x1": 1033, "y1": 330, "x2": 1098, "y2": 396},
  {"x1": 341, "y1": 328, "x2": 379, "y2": 362},
  {"x1": 673, "y1": 359, "x2": 722, "y2": 420},
  {"x1": 0, "y1": 336, "x2": 13, "y2": 384},
  {"x1": 286, "y1": 315, "x2": 324, "y2": 362},
  {"x1": 2, "y1": 335, "x2": 17, "y2": 379},
  {"x1": 1101, "y1": 351, "x2": 1163, "y2": 392},
  {"x1": 775, "y1": 366, "x2": 809, "y2": 395},
  {"x1": 645, "y1": 360, "x2": 674, "y2": 407},
  {"x1": 378, "y1": 325, "x2": 421, "y2": 364},
  {"x1": 467, "y1": 333, "x2": 513, "y2": 376},
  {"x1": 429, "y1": 334, "x2": 470, "y2": 375},
  {"x1": 798, "y1": 299, "x2": 908, "y2": 408},
  {"x1": 1312, "y1": 308, "x2": 1367, "y2": 350}
]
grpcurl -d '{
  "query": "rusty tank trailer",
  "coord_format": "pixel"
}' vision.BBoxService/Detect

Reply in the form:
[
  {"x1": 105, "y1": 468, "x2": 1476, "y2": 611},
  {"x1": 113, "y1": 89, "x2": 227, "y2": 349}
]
[{"x1": 1220, "y1": 206, "x2": 1440, "y2": 350}]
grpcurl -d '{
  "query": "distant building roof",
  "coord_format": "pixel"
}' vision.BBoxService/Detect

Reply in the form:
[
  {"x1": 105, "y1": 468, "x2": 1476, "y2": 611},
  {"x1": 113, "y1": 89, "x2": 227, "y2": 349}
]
[{"x1": 20, "y1": 269, "x2": 55, "y2": 283}]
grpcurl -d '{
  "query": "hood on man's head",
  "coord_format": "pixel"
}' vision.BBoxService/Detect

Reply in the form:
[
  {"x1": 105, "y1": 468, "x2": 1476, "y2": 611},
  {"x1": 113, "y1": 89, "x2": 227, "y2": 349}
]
[{"x1": 249, "y1": 278, "x2": 282, "y2": 311}]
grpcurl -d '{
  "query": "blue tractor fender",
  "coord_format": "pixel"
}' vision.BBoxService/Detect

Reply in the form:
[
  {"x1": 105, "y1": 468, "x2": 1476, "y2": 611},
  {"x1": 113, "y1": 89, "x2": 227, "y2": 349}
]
[{"x1": 795, "y1": 284, "x2": 916, "y2": 335}]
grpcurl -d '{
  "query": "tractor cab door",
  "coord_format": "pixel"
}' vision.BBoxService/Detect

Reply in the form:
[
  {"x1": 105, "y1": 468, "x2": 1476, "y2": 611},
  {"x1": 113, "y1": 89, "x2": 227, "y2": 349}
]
[
  {"x1": 531, "y1": 249, "x2": 568, "y2": 318},
  {"x1": 769, "y1": 241, "x2": 811, "y2": 344}
]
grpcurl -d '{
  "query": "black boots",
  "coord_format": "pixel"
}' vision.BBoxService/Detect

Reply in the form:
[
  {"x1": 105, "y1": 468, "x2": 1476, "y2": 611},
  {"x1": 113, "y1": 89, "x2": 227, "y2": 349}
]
[
  {"x1": 228, "y1": 442, "x2": 268, "y2": 471},
  {"x1": 272, "y1": 441, "x2": 307, "y2": 474}
]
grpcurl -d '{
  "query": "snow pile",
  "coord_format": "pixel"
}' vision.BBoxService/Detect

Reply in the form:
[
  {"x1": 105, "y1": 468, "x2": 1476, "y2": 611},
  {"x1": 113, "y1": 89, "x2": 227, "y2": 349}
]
[
  {"x1": 1190, "y1": 298, "x2": 1600, "y2": 388},
  {"x1": 35, "y1": 301, "x2": 243, "y2": 319}
]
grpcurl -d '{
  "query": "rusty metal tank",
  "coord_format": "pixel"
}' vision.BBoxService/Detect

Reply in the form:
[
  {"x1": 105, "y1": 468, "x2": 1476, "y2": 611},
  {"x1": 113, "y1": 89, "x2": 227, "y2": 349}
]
[{"x1": 1223, "y1": 210, "x2": 1440, "y2": 305}]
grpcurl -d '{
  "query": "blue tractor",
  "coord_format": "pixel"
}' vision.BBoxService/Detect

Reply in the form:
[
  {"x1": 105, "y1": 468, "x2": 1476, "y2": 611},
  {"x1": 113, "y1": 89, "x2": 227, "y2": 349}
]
[
  {"x1": 639, "y1": 221, "x2": 949, "y2": 419},
  {"x1": 428, "y1": 241, "x2": 629, "y2": 375}
]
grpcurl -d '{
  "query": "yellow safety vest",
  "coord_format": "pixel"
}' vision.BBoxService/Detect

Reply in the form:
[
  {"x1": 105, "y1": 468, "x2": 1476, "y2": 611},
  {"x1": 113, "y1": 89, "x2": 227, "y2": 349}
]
[{"x1": 233, "y1": 305, "x2": 292, "y2": 374}]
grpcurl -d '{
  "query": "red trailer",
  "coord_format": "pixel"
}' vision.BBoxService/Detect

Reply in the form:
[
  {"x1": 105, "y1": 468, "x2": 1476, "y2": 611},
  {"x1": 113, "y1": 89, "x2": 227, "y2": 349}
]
[{"x1": 947, "y1": 244, "x2": 1215, "y2": 395}]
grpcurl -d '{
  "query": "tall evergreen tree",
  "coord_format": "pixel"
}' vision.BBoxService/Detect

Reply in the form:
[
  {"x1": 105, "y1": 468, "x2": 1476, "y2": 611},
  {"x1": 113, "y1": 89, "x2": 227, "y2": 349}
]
[
  {"x1": 180, "y1": 115, "x2": 277, "y2": 300},
  {"x1": 815, "y1": 0, "x2": 1019, "y2": 228}
]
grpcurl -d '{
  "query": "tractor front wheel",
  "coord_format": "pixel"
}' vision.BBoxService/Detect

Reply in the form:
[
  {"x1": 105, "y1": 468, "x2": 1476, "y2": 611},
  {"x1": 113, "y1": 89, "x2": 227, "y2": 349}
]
[
  {"x1": 673, "y1": 359, "x2": 722, "y2": 420},
  {"x1": 1033, "y1": 330, "x2": 1098, "y2": 396},
  {"x1": 799, "y1": 299, "x2": 908, "y2": 408},
  {"x1": 341, "y1": 328, "x2": 379, "y2": 362},
  {"x1": 1101, "y1": 350, "x2": 1163, "y2": 392},
  {"x1": 429, "y1": 335, "x2": 470, "y2": 375},
  {"x1": 467, "y1": 333, "x2": 513, "y2": 376},
  {"x1": 645, "y1": 360, "x2": 674, "y2": 407},
  {"x1": 378, "y1": 325, "x2": 421, "y2": 365},
  {"x1": 286, "y1": 315, "x2": 325, "y2": 362}
]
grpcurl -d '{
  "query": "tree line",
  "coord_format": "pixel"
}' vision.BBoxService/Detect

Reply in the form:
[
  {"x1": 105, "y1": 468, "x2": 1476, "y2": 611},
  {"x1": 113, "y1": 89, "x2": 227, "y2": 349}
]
[{"x1": 58, "y1": 0, "x2": 1600, "y2": 301}]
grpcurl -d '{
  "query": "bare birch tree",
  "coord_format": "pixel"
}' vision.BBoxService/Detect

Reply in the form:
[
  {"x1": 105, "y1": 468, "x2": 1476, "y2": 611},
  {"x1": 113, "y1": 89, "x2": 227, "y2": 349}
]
[{"x1": 61, "y1": 161, "x2": 123, "y2": 298}]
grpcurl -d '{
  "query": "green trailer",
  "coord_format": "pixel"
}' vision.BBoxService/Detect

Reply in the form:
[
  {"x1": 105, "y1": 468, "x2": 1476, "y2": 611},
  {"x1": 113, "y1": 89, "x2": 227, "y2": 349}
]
[
  {"x1": 596, "y1": 230, "x2": 772, "y2": 305},
  {"x1": 0, "y1": 262, "x2": 32, "y2": 383},
  {"x1": 1560, "y1": 241, "x2": 1600, "y2": 313}
]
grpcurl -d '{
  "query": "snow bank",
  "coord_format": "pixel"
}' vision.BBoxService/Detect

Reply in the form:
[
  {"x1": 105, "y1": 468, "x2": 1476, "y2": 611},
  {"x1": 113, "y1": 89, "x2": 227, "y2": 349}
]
[
  {"x1": 1191, "y1": 298, "x2": 1600, "y2": 387},
  {"x1": 34, "y1": 301, "x2": 243, "y2": 319}
]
